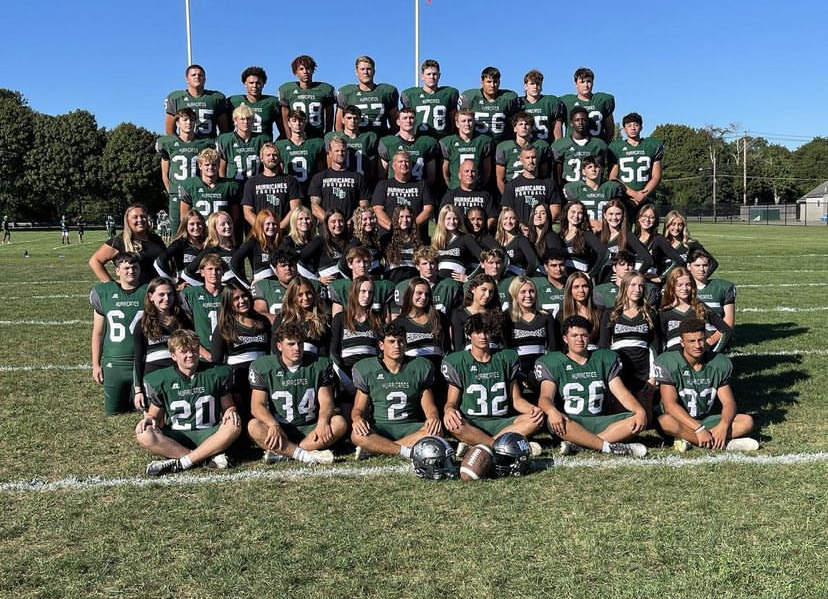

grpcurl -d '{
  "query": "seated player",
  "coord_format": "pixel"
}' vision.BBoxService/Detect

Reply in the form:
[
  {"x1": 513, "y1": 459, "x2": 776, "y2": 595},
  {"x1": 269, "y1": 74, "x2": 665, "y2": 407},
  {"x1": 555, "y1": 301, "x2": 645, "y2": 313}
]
[
  {"x1": 442, "y1": 313, "x2": 544, "y2": 451},
  {"x1": 536, "y1": 315, "x2": 648, "y2": 457},
  {"x1": 90, "y1": 252, "x2": 148, "y2": 414},
  {"x1": 532, "y1": 248, "x2": 568, "y2": 317},
  {"x1": 350, "y1": 323, "x2": 443, "y2": 459},
  {"x1": 654, "y1": 319, "x2": 758, "y2": 452},
  {"x1": 136, "y1": 330, "x2": 241, "y2": 476},
  {"x1": 248, "y1": 323, "x2": 347, "y2": 464}
]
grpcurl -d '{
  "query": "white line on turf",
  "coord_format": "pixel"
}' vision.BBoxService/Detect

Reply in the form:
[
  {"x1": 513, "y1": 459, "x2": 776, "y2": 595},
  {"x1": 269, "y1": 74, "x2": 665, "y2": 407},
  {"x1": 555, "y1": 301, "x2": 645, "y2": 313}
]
[
  {"x1": 0, "y1": 320, "x2": 87, "y2": 326},
  {"x1": 1, "y1": 452, "x2": 825, "y2": 493},
  {"x1": 0, "y1": 364, "x2": 91, "y2": 372},
  {"x1": 728, "y1": 349, "x2": 828, "y2": 357},
  {"x1": 0, "y1": 294, "x2": 87, "y2": 300},
  {"x1": 738, "y1": 283, "x2": 828, "y2": 288},
  {"x1": 739, "y1": 307, "x2": 828, "y2": 313}
]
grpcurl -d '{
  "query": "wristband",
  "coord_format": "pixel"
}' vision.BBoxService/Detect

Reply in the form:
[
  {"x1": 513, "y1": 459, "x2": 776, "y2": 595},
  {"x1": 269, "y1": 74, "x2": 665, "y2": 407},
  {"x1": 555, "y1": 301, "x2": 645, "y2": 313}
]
[{"x1": 694, "y1": 424, "x2": 706, "y2": 434}]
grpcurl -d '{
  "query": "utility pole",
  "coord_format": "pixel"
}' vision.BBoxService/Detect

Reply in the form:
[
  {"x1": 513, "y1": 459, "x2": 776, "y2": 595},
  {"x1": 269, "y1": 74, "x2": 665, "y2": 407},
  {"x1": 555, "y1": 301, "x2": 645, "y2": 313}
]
[{"x1": 743, "y1": 131, "x2": 748, "y2": 206}]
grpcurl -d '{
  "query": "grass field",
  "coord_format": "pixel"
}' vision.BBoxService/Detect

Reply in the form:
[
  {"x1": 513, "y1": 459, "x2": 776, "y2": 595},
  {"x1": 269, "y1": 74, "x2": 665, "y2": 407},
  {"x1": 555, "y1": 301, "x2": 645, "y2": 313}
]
[{"x1": 0, "y1": 225, "x2": 826, "y2": 598}]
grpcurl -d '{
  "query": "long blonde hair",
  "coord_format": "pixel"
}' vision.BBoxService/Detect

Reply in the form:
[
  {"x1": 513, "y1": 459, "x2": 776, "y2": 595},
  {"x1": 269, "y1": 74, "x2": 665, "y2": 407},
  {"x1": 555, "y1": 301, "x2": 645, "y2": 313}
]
[
  {"x1": 121, "y1": 204, "x2": 149, "y2": 253},
  {"x1": 609, "y1": 271, "x2": 654, "y2": 328},
  {"x1": 205, "y1": 211, "x2": 234, "y2": 248},
  {"x1": 431, "y1": 204, "x2": 466, "y2": 251},
  {"x1": 508, "y1": 275, "x2": 543, "y2": 322},
  {"x1": 660, "y1": 266, "x2": 708, "y2": 319}
]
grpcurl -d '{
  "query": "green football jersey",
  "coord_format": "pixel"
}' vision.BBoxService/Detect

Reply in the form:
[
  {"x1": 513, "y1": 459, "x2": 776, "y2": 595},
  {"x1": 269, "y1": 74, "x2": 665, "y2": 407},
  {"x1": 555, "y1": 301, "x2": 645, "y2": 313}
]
[
  {"x1": 248, "y1": 354, "x2": 336, "y2": 426},
  {"x1": 400, "y1": 85, "x2": 459, "y2": 138},
  {"x1": 336, "y1": 83, "x2": 400, "y2": 136},
  {"x1": 519, "y1": 94, "x2": 565, "y2": 141},
  {"x1": 560, "y1": 92, "x2": 616, "y2": 139},
  {"x1": 695, "y1": 278, "x2": 736, "y2": 316},
  {"x1": 275, "y1": 137, "x2": 326, "y2": 187},
  {"x1": 324, "y1": 131, "x2": 378, "y2": 177},
  {"x1": 145, "y1": 362, "x2": 232, "y2": 430},
  {"x1": 352, "y1": 356, "x2": 434, "y2": 425},
  {"x1": 278, "y1": 81, "x2": 336, "y2": 138},
  {"x1": 177, "y1": 176, "x2": 240, "y2": 219},
  {"x1": 251, "y1": 279, "x2": 288, "y2": 314},
  {"x1": 180, "y1": 285, "x2": 222, "y2": 350},
  {"x1": 215, "y1": 132, "x2": 271, "y2": 181},
  {"x1": 550, "y1": 136, "x2": 609, "y2": 183},
  {"x1": 164, "y1": 89, "x2": 227, "y2": 139},
  {"x1": 608, "y1": 137, "x2": 664, "y2": 192},
  {"x1": 531, "y1": 278, "x2": 565, "y2": 317},
  {"x1": 533, "y1": 349, "x2": 622, "y2": 417},
  {"x1": 459, "y1": 88, "x2": 520, "y2": 144},
  {"x1": 439, "y1": 133, "x2": 494, "y2": 189},
  {"x1": 156, "y1": 135, "x2": 214, "y2": 232},
  {"x1": 393, "y1": 277, "x2": 461, "y2": 315},
  {"x1": 653, "y1": 351, "x2": 733, "y2": 418},
  {"x1": 563, "y1": 180, "x2": 623, "y2": 221},
  {"x1": 378, "y1": 134, "x2": 438, "y2": 181},
  {"x1": 227, "y1": 94, "x2": 280, "y2": 138},
  {"x1": 441, "y1": 348, "x2": 520, "y2": 417},
  {"x1": 329, "y1": 278, "x2": 394, "y2": 312},
  {"x1": 90, "y1": 281, "x2": 147, "y2": 360},
  {"x1": 495, "y1": 139, "x2": 550, "y2": 182}
]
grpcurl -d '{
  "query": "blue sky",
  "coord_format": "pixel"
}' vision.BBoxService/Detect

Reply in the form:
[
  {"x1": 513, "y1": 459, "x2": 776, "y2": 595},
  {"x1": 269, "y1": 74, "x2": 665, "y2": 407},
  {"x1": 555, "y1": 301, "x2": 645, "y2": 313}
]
[{"x1": 3, "y1": 0, "x2": 825, "y2": 149}]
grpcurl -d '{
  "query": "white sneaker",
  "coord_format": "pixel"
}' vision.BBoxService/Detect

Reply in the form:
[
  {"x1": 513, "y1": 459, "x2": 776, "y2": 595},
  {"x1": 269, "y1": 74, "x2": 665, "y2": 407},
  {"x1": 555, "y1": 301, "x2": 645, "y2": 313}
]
[
  {"x1": 559, "y1": 441, "x2": 581, "y2": 456},
  {"x1": 608, "y1": 442, "x2": 648, "y2": 458},
  {"x1": 306, "y1": 449, "x2": 335, "y2": 465},
  {"x1": 354, "y1": 446, "x2": 372, "y2": 461},
  {"x1": 455, "y1": 442, "x2": 469, "y2": 459},
  {"x1": 529, "y1": 441, "x2": 543, "y2": 457},
  {"x1": 207, "y1": 453, "x2": 231, "y2": 469},
  {"x1": 262, "y1": 450, "x2": 288, "y2": 464},
  {"x1": 726, "y1": 437, "x2": 759, "y2": 451},
  {"x1": 673, "y1": 438, "x2": 691, "y2": 453}
]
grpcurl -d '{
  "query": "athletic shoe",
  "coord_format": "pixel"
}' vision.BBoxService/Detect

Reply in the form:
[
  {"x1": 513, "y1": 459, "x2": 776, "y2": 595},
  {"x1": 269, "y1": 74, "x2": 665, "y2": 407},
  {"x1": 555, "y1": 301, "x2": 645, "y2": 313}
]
[
  {"x1": 146, "y1": 458, "x2": 181, "y2": 477},
  {"x1": 306, "y1": 449, "x2": 335, "y2": 465},
  {"x1": 529, "y1": 441, "x2": 543, "y2": 457},
  {"x1": 207, "y1": 453, "x2": 231, "y2": 469},
  {"x1": 726, "y1": 437, "x2": 759, "y2": 451},
  {"x1": 607, "y1": 442, "x2": 648, "y2": 458},
  {"x1": 262, "y1": 450, "x2": 288, "y2": 464},
  {"x1": 559, "y1": 441, "x2": 582, "y2": 456},
  {"x1": 673, "y1": 438, "x2": 691, "y2": 453},
  {"x1": 455, "y1": 442, "x2": 469, "y2": 459},
  {"x1": 354, "y1": 446, "x2": 372, "y2": 461}
]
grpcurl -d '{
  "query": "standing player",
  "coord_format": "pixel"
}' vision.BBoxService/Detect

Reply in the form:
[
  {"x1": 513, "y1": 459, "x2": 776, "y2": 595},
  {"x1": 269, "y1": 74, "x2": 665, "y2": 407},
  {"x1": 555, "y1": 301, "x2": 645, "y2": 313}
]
[
  {"x1": 248, "y1": 323, "x2": 347, "y2": 464},
  {"x1": 324, "y1": 105, "x2": 378, "y2": 183},
  {"x1": 442, "y1": 313, "x2": 544, "y2": 449},
  {"x1": 608, "y1": 112, "x2": 664, "y2": 215},
  {"x1": 156, "y1": 108, "x2": 213, "y2": 234},
  {"x1": 550, "y1": 106, "x2": 609, "y2": 188},
  {"x1": 495, "y1": 112, "x2": 551, "y2": 194},
  {"x1": 136, "y1": 329, "x2": 241, "y2": 475},
  {"x1": 164, "y1": 64, "x2": 228, "y2": 139},
  {"x1": 560, "y1": 67, "x2": 615, "y2": 143},
  {"x1": 279, "y1": 55, "x2": 336, "y2": 140},
  {"x1": 536, "y1": 315, "x2": 648, "y2": 457},
  {"x1": 459, "y1": 66, "x2": 520, "y2": 145},
  {"x1": 400, "y1": 59, "x2": 459, "y2": 139},
  {"x1": 351, "y1": 323, "x2": 443, "y2": 459},
  {"x1": 654, "y1": 319, "x2": 758, "y2": 451},
  {"x1": 90, "y1": 252, "x2": 147, "y2": 414},
  {"x1": 335, "y1": 56, "x2": 399, "y2": 137},
  {"x1": 440, "y1": 110, "x2": 494, "y2": 190},
  {"x1": 216, "y1": 104, "x2": 271, "y2": 182},
  {"x1": 377, "y1": 107, "x2": 438, "y2": 185},
  {"x1": 275, "y1": 109, "x2": 326, "y2": 196},
  {"x1": 180, "y1": 254, "x2": 225, "y2": 360},
  {"x1": 687, "y1": 248, "x2": 736, "y2": 331},
  {"x1": 241, "y1": 143, "x2": 303, "y2": 230},
  {"x1": 227, "y1": 66, "x2": 280, "y2": 139},
  {"x1": 61, "y1": 215, "x2": 70, "y2": 245},
  {"x1": 2, "y1": 216, "x2": 10, "y2": 244},
  {"x1": 532, "y1": 248, "x2": 568, "y2": 317},
  {"x1": 105, "y1": 214, "x2": 116, "y2": 238},
  {"x1": 519, "y1": 69, "x2": 565, "y2": 142},
  {"x1": 178, "y1": 148, "x2": 242, "y2": 228}
]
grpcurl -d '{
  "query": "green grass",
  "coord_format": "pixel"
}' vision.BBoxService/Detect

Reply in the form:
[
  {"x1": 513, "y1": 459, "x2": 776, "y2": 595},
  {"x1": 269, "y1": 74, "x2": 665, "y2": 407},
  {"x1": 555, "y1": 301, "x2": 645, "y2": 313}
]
[{"x1": 0, "y1": 225, "x2": 826, "y2": 598}]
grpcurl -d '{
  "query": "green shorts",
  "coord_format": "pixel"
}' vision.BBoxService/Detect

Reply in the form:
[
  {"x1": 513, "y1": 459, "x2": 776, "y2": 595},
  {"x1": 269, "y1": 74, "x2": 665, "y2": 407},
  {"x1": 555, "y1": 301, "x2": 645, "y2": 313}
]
[
  {"x1": 372, "y1": 420, "x2": 424, "y2": 441},
  {"x1": 564, "y1": 412, "x2": 634, "y2": 435},
  {"x1": 699, "y1": 414, "x2": 722, "y2": 429},
  {"x1": 465, "y1": 415, "x2": 517, "y2": 436},
  {"x1": 102, "y1": 358, "x2": 135, "y2": 415},
  {"x1": 279, "y1": 421, "x2": 318, "y2": 443},
  {"x1": 163, "y1": 424, "x2": 221, "y2": 449}
]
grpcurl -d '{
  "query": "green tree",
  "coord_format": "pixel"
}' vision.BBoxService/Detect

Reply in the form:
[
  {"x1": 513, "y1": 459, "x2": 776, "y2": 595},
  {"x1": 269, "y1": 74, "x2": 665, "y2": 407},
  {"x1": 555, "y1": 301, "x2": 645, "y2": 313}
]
[{"x1": 0, "y1": 89, "x2": 35, "y2": 217}]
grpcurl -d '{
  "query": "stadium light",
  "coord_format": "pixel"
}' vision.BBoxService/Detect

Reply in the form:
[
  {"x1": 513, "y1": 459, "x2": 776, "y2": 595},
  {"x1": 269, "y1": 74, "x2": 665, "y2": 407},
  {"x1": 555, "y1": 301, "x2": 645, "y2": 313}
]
[{"x1": 185, "y1": 0, "x2": 193, "y2": 67}]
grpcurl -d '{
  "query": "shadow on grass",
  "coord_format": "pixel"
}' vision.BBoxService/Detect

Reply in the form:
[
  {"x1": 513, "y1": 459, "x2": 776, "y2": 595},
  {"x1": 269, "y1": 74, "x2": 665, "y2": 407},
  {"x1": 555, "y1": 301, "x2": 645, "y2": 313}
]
[
  {"x1": 731, "y1": 321, "x2": 808, "y2": 348},
  {"x1": 731, "y1": 354, "x2": 807, "y2": 439}
]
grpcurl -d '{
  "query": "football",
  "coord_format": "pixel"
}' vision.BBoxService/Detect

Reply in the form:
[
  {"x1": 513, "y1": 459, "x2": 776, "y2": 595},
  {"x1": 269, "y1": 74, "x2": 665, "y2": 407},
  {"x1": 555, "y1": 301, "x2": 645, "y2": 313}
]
[{"x1": 459, "y1": 444, "x2": 494, "y2": 481}]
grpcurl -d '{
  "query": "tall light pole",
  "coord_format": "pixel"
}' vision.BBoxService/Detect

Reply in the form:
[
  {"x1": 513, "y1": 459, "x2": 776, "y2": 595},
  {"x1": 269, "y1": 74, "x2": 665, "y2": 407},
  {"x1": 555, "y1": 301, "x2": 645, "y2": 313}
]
[
  {"x1": 414, "y1": 0, "x2": 420, "y2": 87},
  {"x1": 185, "y1": 0, "x2": 193, "y2": 66}
]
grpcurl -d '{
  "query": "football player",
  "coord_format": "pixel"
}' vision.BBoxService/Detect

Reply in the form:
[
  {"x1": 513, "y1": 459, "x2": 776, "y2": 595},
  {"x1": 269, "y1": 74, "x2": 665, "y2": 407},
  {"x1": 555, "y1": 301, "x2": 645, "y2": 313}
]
[
  {"x1": 519, "y1": 69, "x2": 565, "y2": 142},
  {"x1": 531, "y1": 248, "x2": 568, "y2": 317},
  {"x1": 654, "y1": 319, "x2": 757, "y2": 451},
  {"x1": 275, "y1": 109, "x2": 326, "y2": 196},
  {"x1": 278, "y1": 55, "x2": 336, "y2": 140},
  {"x1": 164, "y1": 64, "x2": 228, "y2": 139},
  {"x1": 227, "y1": 65, "x2": 280, "y2": 139},
  {"x1": 400, "y1": 59, "x2": 459, "y2": 139},
  {"x1": 377, "y1": 107, "x2": 438, "y2": 184},
  {"x1": 178, "y1": 148, "x2": 242, "y2": 229},
  {"x1": 563, "y1": 155, "x2": 623, "y2": 228},
  {"x1": 335, "y1": 56, "x2": 399, "y2": 137},
  {"x1": 608, "y1": 112, "x2": 664, "y2": 215},
  {"x1": 180, "y1": 253, "x2": 226, "y2": 360},
  {"x1": 216, "y1": 104, "x2": 271, "y2": 182},
  {"x1": 248, "y1": 323, "x2": 347, "y2": 464},
  {"x1": 536, "y1": 315, "x2": 649, "y2": 457},
  {"x1": 560, "y1": 67, "x2": 615, "y2": 143},
  {"x1": 351, "y1": 323, "x2": 443, "y2": 459},
  {"x1": 686, "y1": 248, "x2": 736, "y2": 330},
  {"x1": 439, "y1": 109, "x2": 494, "y2": 190},
  {"x1": 136, "y1": 329, "x2": 241, "y2": 475},
  {"x1": 459, "y1": 66, "x2": 520, "y2": 145},
  {"x1": 324, "y1": 105, "x2": 378, "y2": 184},
  {"x1": 550, "y1": 107, "x2": 609, "y2": 188}
]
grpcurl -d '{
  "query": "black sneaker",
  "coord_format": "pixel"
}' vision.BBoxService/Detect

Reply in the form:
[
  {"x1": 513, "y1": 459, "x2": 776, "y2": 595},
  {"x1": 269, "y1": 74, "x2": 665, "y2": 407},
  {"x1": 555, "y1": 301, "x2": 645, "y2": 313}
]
[
  {"x1": 607, "y1": 442, "x2": 647, "y2": 458},
  {"x1": 146, "y1": 458, "x2": 182, "y2": 476}
]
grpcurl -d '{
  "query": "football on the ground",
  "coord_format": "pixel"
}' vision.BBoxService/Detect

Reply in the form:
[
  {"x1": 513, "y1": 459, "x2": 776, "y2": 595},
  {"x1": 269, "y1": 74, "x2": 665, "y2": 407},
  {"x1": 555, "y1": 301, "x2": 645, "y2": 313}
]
[{"x1": 459, "y1": 444, "x2": 494, "y2": 481}]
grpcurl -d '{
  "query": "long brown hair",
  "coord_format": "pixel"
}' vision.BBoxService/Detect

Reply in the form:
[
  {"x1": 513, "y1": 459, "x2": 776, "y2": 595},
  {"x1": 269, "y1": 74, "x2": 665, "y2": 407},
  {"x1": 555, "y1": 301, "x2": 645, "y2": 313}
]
[
  {"x1": 279, "y1": 276, "x2": 328, "y2": 339},
  {"x1": 217, "y1": 281, "x2": 265, "y2": 344},
  {"x1": 561, "y1": 272, "x2": 601, "y2": 332},
  {"x1": 142, "y1": 277, "x2": 188, "y2": 340},
  {"x1": 600, "y1": 199, "x2": 629, "y2": 250},
  {"x1": 660, "y1": 266, "x2": 708, "y2": 319},
  {"x1": 399, "y1": 277, "x2": 443, "y2": 341},
  {"x1": 173, "y1": 209, "x2": 207, "y2": 246},
  {"x1": 386, "y1": 205, "x2": 422, "y2": 266},
  {"x1": 560, "y1": 201, "x2": 589, "y2": 254},
  {"x1": 610, "y1": 271, "x2": 654, "y2": 328},
  {"x1": 344, "y1": 275, "x2": 382, "y2": 331}
]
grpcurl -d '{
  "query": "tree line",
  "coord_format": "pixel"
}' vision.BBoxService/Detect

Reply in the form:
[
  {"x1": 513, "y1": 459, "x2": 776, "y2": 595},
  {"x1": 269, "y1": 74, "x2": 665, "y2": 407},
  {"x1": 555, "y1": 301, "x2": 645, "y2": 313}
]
[{"x1": 2, "y1": 88, "x2": 827, "y2": 223}]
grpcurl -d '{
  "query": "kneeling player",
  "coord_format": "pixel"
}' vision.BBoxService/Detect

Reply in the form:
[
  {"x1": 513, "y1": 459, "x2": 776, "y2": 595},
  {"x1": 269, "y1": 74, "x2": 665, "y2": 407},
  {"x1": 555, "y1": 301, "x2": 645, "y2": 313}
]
[
  {"x1": 136, "y1": 330, "x2": 242, "y2": 476},
  {"x1": 442, "y1": 314, "x2": 544, "y2": 451},
  {"x1": 248, "y1": 323, "x2": 347, "y2": 464},
  {"x1": 654, "y1": 319, "x2": 757, "y2": 451},
  {"x1": 536, "y1": 315, "x2": 648, "y2": 456},
  {"x1": 350, "y1": 323, "x2": 443, "y2": 459}
]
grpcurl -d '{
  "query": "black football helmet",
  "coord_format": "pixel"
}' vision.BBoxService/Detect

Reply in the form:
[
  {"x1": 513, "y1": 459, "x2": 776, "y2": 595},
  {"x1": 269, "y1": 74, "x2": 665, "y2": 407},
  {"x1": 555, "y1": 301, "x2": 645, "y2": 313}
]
[
  {"x1": 411, "y1": 436, "x2": 458, "y2": 480},
  {"x1": 492, "y1": 432, "x2": 532, "y2": 477}
]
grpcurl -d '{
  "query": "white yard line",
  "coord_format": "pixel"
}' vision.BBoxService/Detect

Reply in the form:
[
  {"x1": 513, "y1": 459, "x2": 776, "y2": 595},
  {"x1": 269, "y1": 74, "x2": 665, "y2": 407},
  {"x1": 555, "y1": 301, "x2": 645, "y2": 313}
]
[{"x1": 0, "y1": 320, "x2": 87, "y2": 326}]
